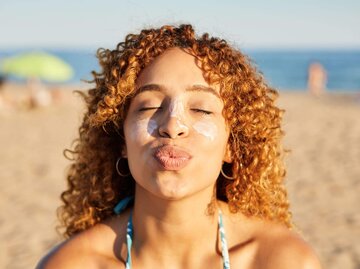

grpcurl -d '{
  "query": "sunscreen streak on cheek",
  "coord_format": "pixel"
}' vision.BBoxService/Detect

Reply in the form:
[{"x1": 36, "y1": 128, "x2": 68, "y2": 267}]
[
  {"x1": 147, "y1": 119, "x2": 158, "y2": 136},
  {"x1": 132, "y1": 119, "x2": 158, "y2": 141},
  {"x1": 193, "y1": 120, "x2": 218, "y2": 141}
]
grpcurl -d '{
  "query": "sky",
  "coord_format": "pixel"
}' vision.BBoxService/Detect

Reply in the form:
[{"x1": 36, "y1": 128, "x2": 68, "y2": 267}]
[{"x1": 0, "y1": 0, "x2": 359, "y2": 49}]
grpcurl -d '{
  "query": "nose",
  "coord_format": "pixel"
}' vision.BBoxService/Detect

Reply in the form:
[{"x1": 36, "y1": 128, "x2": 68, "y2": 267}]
[{"x1": 158, "y1": 115, "x2": 189, "y2": 139}]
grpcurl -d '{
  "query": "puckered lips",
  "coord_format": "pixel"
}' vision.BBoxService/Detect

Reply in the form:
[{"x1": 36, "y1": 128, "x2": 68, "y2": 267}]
[{"x1": 153, "y1": 144, "x2": 192, "y2": 171}]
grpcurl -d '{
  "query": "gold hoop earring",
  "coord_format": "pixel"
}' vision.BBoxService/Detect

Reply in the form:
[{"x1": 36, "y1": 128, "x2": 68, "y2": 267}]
[
  {"x1": 220, "y1": 166, "x2": 235, "y2": 180},
  {"x1": 115, "y1": 158, "x2": 131, "y2": 177}
]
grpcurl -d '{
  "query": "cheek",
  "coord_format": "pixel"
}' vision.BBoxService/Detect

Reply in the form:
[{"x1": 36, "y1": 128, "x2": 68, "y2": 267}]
[
  {"x1": 147, "y1": 119, "x2": 158, "y2": 137},
  {"x1": 126, "y1": 119, "x2": 158, "y2": 143},
  {"x1": 192, "y1": 120, "x2": 218, "y2": 141}
]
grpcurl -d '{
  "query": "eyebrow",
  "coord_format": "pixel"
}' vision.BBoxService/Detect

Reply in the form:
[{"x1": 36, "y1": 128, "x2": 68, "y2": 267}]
[{"x1": 135, "y1": 84, "x2": 221, "y2": 99}]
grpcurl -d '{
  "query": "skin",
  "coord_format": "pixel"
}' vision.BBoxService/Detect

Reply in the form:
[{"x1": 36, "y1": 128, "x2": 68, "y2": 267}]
[
  {"x1": 37, "y1": 48, "x2": 322, "y2": 269},
  {"x1": 123, "y1": 48, "x2": 231, "y2": 201}
]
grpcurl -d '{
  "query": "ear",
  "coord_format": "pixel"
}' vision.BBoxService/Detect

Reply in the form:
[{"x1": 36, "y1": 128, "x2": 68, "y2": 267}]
[
  {"x1": 121, "y1": 146, "x2": 128, "y2": 158},
  {"x1": 223, "y1": 143, "x2": 232, "y2": 163}
]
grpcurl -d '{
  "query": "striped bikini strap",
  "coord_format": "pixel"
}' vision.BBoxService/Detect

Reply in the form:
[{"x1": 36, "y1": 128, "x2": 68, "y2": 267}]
[
  {"x1": 218, "y1": 210, "x2": 231, "y2": 269},
  {"x1": 124, "y1": 209, "x2": 231, "y2": 269}
]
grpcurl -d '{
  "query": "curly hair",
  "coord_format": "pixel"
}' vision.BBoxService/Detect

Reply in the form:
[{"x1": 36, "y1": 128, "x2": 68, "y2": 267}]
[{"x1": 59, "y1": 24, "x2": 291, "y2": 238}]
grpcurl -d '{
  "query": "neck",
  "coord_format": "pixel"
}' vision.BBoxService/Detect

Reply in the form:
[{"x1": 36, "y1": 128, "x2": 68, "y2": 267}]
[{"x1": 131, "y1": 184, "x2": 220, "y2": 266}]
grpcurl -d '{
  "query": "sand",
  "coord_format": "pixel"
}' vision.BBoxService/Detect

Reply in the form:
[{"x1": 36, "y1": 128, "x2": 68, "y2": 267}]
[{"x1": 0, "y1": 83, "x2": 359, "y2": 269}]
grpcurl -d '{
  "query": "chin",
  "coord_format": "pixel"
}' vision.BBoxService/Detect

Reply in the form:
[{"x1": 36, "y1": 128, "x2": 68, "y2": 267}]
[
  {"x1": 154, "y1": 181, "x2": 189, "y2": 200},
  {"x1": 135, "y1": 173, "x2": 215, "y2": 201}
]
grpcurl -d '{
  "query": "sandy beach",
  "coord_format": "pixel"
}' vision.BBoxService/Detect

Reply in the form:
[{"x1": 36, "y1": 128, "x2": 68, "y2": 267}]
[{"x1": 0, "y1": 83, "x2": 359, "y2": 269}]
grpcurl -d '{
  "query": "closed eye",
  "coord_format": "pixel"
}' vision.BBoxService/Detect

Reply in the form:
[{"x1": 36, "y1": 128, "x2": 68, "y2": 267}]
[
  {"x1": 139, "y1": 107, "x2": 162, "y2": 111},
  {"x1": 191, "y1": 109, "x2": 212, "y2": 115}
]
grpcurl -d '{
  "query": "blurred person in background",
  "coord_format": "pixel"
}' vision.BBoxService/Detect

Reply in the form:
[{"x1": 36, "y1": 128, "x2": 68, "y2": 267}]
[{"x1": 308, "y1": 62, "x2": 327, "y2": 96}]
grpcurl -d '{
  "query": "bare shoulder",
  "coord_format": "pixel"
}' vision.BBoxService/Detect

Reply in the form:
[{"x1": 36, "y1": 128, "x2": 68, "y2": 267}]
[
  {"x1": 35, "y1": 234, "x2": 99, "y2": 269},
  {"x1": 220, "y1": 206, "x2": 322, "y2": 269},
  {"x1": 254, "y1": 223, "x2": 323, "y2": 269},
  {"x1": 36, "y1": 213, "x2": 129, "y2": 269}
]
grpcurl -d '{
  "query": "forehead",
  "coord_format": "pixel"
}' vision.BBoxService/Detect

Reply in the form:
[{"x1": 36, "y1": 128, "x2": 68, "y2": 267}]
[{"x1": 135, "y1": 48, "x2": 212, "y2": 91}]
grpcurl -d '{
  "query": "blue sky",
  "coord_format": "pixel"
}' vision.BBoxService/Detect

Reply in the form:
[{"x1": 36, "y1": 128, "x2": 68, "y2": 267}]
[{"x1": 0, "y1": 0, "x2": 359, "y2": 49}]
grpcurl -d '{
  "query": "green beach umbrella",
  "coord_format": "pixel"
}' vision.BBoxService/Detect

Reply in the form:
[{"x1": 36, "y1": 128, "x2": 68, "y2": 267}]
[{"x1": 1, "y1": 51, "x2": 74, "y2": 82}]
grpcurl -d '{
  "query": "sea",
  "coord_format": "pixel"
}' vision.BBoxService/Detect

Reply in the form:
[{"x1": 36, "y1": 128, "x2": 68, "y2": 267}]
[{"x1": 1, "y1": 49, "x2": 360, "y2": 91}]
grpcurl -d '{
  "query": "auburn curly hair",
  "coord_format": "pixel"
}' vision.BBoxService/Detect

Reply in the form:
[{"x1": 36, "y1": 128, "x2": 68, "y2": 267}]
[{"x1": 59, "y1": 24, "x2": 291, "y2": 238}]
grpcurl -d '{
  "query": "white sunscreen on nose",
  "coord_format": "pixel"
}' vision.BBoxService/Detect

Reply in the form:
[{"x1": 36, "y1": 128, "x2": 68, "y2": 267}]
[
  {"x1": 169, "y1": 98, "x2": 189, "y2": 132},
  {"x1": 169, "y1": 98, "x2": 185, "y2": 118},
  {"x1": 193, "y1": 121, "x2": 218, "y2": 141}
]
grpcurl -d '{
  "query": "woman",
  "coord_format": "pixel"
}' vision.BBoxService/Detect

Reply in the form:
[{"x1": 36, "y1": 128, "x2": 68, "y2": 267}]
[{"x1": 38, "y1": 24, "x2": 322, "y2": 268}]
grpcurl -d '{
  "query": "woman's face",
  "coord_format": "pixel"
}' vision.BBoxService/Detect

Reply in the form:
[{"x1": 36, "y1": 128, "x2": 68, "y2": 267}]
[{"x1": 123, "y1": 48, "x2": 231, "y2": 200}]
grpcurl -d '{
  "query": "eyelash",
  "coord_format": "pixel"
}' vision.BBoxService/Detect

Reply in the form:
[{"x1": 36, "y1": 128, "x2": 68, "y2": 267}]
[
  {"x1": 139, "y1": 107, "x2": 212, "y2": 115},
  {"x1": 191, "y1": 109, "x2": 212, "y2": 115},
  {"x1": 139, "y1": 107, "x2": 162, "y2": 111}
]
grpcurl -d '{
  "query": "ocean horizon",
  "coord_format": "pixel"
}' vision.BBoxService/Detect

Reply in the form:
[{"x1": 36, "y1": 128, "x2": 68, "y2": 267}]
[{"x1": 1, "y1": 48, "x2": 359, "y2": 91}]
